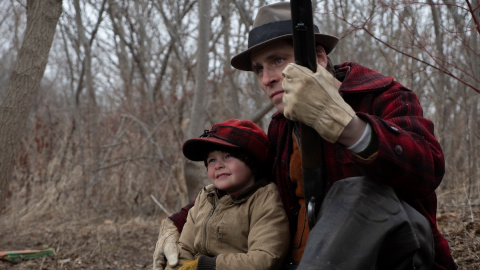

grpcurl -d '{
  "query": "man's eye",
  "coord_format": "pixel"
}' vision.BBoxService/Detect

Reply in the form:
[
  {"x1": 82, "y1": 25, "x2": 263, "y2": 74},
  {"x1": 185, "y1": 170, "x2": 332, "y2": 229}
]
[{"x1": 254, "y1": 66, "x2": 263, "y2": 74}]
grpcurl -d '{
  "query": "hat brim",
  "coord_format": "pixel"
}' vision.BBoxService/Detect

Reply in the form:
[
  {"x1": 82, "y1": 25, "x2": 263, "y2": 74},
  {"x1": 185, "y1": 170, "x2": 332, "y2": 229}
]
[
  {"x1": 182, "y1": 137, "x2": 241, "y2": 162},
  {"x1": 231, "y1": 33, "x2": 339, "y2": 72}
]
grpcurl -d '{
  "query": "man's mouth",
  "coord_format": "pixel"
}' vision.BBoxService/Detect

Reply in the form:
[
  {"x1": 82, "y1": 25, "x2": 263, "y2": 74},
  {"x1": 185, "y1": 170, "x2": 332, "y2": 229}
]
[{"x1": 270, "y1": 90, "x2": 283, "y2": 99}]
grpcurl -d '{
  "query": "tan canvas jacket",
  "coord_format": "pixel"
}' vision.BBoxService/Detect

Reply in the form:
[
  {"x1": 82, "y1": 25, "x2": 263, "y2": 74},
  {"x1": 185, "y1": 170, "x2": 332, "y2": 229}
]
[{"x1": 169, "y1": 181, "x2": 290, "y2": 270}]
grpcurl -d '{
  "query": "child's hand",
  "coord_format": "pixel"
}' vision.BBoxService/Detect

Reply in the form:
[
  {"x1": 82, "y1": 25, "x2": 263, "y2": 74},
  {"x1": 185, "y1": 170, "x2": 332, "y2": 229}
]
[
  {"x1": 153, "y1": 219, "x2": 180, "y2": 269},
  {"x1": 178, "y1": 259, "x2": 198, "y2": 270}
]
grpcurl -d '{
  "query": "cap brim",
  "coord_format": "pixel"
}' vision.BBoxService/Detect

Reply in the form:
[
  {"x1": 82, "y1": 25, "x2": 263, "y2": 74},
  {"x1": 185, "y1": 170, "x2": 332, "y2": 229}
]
[
  {"x1": 182, "y1": 138, "x2": 240, "y2": 162},
  {"x1": 231, "y1": 33, "x2": 339, "y2": 71}
]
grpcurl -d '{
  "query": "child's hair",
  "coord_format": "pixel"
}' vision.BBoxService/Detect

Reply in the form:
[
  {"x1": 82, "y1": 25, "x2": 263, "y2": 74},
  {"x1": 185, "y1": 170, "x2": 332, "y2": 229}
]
[{"x1": 182, "y1": 119, "x2": 270, "y2": 180}]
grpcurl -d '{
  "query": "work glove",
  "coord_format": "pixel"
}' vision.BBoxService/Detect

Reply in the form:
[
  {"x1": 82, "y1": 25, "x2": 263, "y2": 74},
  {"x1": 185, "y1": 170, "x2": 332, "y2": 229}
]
[
  {"x1": 282, "y1": 63, "x2": 355, "y2": 143},
  {"x1": 153, "y1": 218, "x2": 180, "y2": 270},
  {"x1": 178, "y1": 259, "x2": 199, "y2": 270}
]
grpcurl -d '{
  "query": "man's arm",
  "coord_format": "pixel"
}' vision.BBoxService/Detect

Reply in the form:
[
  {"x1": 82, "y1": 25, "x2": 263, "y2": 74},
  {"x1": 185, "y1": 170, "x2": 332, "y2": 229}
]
[
  {"x1": 282, "y1": 62, "x2": 444, "y2": 198},
  {"x1": 351, "y1": 87, "x2": 445, "y2": 198},
  {"x1": 338, "y1": 115, "x2": 367, "y2": 148},
  {"x1": 168, "y1": 200, "x2": 195, "y2": 232}
]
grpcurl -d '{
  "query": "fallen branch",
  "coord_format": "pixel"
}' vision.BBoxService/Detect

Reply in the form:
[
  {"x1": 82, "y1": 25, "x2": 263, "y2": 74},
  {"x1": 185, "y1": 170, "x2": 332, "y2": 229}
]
[{"x1": 150, "y1": 194, "x2": 172, "y2": 216}]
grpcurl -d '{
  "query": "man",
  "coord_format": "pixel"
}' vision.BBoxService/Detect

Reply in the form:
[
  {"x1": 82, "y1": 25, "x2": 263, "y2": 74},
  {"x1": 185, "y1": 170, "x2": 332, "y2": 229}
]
[{"x1": 154, "y1": 2, "x2": 456, "y2": 270}]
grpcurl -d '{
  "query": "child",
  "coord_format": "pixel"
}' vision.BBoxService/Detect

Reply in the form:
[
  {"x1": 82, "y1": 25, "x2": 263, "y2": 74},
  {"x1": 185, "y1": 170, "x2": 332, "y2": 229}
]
[{"x1": 167, "y1": 119, "x2": 290, "y2": 270}]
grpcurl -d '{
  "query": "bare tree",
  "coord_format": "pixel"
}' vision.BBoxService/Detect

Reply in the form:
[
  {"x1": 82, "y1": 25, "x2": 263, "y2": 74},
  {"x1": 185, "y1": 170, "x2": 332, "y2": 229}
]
[
  {"x1": 0, "y1": 0, "x2": 62, "y2": 211},
  {"x1": 72, "y1": 0, "x2": 106, "y2": 203},
  {"x1": 182, "y1": 0, "x2": 212, "y2": 201}
]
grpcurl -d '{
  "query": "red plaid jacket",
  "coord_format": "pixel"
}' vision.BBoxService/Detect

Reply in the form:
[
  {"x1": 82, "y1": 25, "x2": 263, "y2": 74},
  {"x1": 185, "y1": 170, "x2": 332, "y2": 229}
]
[{"x1": 169, "y1": 62, "x2": 456, "y2": 269}]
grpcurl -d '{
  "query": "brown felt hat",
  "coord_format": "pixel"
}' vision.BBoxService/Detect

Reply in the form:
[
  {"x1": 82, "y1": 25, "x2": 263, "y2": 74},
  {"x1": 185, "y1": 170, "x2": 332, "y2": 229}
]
[
  {"x1": 231, "y1": 2, "x2": 339, "y2": 71},
  {"x1": 182, "y1": 119, "x2": 270, "y2": 166}
]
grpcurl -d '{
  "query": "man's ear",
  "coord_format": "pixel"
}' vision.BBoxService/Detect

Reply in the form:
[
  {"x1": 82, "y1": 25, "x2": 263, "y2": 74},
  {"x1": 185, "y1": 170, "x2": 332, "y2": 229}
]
[{"x1": 316, "y1": 45, "x2": 328, "y2": 68}]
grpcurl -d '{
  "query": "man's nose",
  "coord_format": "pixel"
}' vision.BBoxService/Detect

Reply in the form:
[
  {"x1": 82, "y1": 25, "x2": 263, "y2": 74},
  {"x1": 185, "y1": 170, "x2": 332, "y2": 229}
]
[{"x1": 262, "y1": 67, "x2": 279, "y2": 86}]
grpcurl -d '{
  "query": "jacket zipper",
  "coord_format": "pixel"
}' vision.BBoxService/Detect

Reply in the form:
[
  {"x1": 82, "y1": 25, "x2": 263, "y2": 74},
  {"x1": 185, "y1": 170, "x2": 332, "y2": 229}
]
[{"x1": 202, "y1": 203, "x2": 216, "y2": 254}]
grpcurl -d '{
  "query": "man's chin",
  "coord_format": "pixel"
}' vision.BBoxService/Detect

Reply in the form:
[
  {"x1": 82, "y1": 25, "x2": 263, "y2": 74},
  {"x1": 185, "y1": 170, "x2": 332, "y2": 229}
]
[{"x1": 274, "y1": 104, "x2": 284, "y2": 114}]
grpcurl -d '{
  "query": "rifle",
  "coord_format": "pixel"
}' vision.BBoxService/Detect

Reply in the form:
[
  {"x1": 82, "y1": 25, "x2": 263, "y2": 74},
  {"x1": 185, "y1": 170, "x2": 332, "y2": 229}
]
[{"x1": 290, "y1": 0, "x2": 327, "y2": 229}]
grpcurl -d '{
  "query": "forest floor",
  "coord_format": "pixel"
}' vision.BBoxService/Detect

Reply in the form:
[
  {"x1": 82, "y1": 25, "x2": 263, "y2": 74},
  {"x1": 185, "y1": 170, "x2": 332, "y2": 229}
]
[{"x1": 0, "y1": 204, "x2": 479, "y2": 270}]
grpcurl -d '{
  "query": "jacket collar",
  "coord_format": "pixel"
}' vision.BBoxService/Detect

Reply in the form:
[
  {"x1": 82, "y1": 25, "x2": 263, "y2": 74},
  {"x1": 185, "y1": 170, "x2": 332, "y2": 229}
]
[
  {"x1": 335, "y1": 62, "x2": 394, "y2": 93},
  {"x1": 206, "y1": 179, "x2": 270, "y2": 204}
]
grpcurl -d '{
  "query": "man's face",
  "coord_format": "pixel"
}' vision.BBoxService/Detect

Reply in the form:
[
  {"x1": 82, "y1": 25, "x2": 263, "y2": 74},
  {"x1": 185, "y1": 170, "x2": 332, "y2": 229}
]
[
  {"x1": 251, "y1": 40, "x2": 328, "y2": 114},
  {"x1": 251, "y1": 40, "x2": 294, "y2": 114}
]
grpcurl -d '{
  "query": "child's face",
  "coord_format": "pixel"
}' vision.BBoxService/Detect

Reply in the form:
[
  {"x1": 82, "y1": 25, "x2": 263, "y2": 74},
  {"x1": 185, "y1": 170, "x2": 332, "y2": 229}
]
[{"x1": 206, "y1": 150, "x2": 255, "y2": 194}]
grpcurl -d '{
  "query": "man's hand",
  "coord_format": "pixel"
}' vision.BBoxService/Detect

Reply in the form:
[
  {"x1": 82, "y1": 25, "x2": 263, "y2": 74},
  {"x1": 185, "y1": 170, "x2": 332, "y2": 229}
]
[
  {"x1": 282, "y1": 63, "x2": 355, "y2": 143},
  {"x1": 153, "y1": 218, "x2": 180, "y2": 270}
]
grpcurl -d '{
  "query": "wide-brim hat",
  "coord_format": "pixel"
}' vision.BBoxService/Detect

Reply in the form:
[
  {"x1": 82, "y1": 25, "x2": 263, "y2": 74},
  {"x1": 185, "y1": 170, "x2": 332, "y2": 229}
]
[
  {"x1": 231, "y1": 2, "x2": 339, "y2": 71},
  {"x1": 182, "y1": 119, "x2": 270, "y2": 166}
]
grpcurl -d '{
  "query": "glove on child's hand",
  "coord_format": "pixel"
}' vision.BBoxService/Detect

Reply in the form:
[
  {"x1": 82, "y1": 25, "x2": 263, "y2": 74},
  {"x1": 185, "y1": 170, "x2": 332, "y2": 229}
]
[
  {"x1": 178, "y1": 259, "x2": 199, "y2": 270},
  {"x1": 153, "y1": 219, "x2": 180, "y2": 270},
  {"x1": 282, "y1": 63, "x2": 355, "y2": 143}
]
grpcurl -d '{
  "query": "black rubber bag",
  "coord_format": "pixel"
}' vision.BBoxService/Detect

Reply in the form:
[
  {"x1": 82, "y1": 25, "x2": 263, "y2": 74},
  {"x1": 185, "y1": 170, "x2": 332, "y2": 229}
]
[{"x1": 299, "y1": 176, "x2": 434, "y2": 270}]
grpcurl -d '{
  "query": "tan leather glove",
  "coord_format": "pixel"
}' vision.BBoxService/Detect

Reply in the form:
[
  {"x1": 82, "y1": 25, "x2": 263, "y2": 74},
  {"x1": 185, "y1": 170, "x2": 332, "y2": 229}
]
[
  {"x1": 153, "y1": 218, "x2": 180, "y2": 270},
  {"x1": 178, "y1": 259, "x2": 199, "y2": 270},
  {"x1": 282, "y1": 63, "x2": 355, "y2": 143}
]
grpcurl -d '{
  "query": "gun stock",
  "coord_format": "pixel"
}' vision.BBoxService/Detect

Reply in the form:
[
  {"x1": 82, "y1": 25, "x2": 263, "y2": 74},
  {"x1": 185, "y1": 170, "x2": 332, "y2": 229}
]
[{"x1": 290, "y1": 0, "x2": 327, "y2": 229}]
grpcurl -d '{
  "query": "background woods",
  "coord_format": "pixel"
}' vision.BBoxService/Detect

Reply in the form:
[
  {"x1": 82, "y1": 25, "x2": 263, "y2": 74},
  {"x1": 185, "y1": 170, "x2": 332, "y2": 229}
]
[{"x1": 0, "y1": 0, "x2": 479, "y2": 269}]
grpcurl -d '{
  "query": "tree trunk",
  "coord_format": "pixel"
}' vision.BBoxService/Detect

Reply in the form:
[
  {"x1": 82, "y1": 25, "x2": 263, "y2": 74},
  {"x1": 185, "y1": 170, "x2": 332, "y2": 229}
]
[
  {"x1": 0, "y1": 0, "x2": 62, "y2": 212},
  {"x1": 184, "y1": 0, "x2": 212, "y2": 201}
]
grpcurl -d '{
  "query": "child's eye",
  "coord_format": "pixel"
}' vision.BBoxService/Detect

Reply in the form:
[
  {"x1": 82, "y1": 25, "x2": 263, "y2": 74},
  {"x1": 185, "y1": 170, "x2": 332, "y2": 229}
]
[
  {"x1": 207, "y1": 158, "x2": 216, "y2": 164},
  {"x1": 225, "y1": 153, "x2": 232, "y2": 159},
  {"x1": 275, "y1": 58, "x2": 285, "y2": 65}
]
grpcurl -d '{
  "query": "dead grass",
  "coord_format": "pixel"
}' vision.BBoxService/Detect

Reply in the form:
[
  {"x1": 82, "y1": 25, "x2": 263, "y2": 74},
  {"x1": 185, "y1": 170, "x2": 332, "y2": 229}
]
[
  {"x1": 0, "y1": 191, "x2": 479, "y2": 269},
  {"x1": 0, "y1": 208, "x2": 164, "y2": 270}
]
